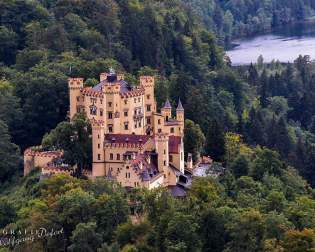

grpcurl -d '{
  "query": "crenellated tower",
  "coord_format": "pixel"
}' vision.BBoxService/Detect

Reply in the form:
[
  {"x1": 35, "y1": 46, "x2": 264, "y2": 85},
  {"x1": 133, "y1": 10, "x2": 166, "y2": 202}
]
[
  {"x1": 68, "y1": 78, "x2": 84, "y2": 119},
  {"x1": 141, "y1": 76, "x2": 156, "y2": 127}
]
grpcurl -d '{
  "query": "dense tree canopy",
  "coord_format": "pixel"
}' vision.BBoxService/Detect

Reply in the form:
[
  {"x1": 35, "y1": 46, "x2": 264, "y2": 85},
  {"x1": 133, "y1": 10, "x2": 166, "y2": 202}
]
[{"x1": 1, "y1": 0, "x2": 315, "y2": 251}]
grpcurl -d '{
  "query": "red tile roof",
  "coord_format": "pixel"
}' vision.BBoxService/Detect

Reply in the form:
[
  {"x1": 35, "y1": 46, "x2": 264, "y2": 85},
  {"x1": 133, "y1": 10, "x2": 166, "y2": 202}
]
[
  {"x1": 169, "y1": 136, "x2": 181, "y2": 154},
  {"x1": 105, "y1": 134, "x2": 151, "y2": 145}
]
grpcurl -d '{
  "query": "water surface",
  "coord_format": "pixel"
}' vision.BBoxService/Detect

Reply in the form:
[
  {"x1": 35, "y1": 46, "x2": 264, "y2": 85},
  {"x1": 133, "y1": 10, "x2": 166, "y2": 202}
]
[{"x1": 226, "y1": 22, "x2": 315, "y2": 65}]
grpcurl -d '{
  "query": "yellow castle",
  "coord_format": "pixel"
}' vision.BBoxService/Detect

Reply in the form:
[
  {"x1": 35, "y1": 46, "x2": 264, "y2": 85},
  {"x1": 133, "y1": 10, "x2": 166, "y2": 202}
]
[{"x1": 24, "y1": 69, "x2": 189, "y2": 190}]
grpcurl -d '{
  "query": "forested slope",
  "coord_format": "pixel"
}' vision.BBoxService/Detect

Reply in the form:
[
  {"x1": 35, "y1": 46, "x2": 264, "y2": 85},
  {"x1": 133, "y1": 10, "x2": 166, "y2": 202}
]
[
  {"x1": 1, "y1": 1, "x2": 315, "y2": 251},
  {"x1": 183, "y1": 0, "x2": 315, "y2": 45}
]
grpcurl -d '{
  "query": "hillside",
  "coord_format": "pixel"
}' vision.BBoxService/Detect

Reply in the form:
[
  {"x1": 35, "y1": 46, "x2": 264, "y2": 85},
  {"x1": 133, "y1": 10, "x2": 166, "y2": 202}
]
[
  {"x1": 1, "y1": 0, "x2": 315, "y2": 251},
  {"x1": 182, "y1": 0, "x2": 315, "y2": 45}
]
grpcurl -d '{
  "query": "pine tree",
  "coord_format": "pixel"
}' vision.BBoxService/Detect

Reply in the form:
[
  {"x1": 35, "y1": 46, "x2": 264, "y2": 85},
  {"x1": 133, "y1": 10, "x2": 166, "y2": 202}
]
[{"x1": 205, "y1": 120, "x2": 226, "y2": 162}]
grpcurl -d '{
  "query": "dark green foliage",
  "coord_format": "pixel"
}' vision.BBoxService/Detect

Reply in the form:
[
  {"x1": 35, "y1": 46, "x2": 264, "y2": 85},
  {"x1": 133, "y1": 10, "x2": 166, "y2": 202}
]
[
  {"x1": 205, "y1": 120, "x2": 226, "y2": 162},
  {"x1": 230, "y1": 154, "x2": 250, "y2": 178},
  {"x1": 184, "y1": 119, "x2": 205, "y2": 161},
  {"x1": 183, "y1": 0, "x2": 315, "y2": 46},
  {"x1": 42, "y1": 113, "x2": 92, "y2": 174},
  {"x1": 0, "y1": 120, "x2": 21, "y2": 183}
]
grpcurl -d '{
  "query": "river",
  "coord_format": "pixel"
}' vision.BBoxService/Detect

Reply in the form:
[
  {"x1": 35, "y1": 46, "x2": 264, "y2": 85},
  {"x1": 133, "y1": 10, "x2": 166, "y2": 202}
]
[{"x1": 226, "y1": 22, "x2": 315, "y2": 65}]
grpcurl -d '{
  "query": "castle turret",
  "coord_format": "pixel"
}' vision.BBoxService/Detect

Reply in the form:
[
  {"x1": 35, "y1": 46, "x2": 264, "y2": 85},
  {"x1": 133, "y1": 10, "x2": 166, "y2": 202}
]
[
  {"x1": 68, "y1": 78, "x2": 84, "y2": 120},
  {"x1": 91, "y1": 120, "x2": 105, "y2": 177},
  {"x1": 176, "y1": 98, "x2": 184, "y2": 122},
  {"x1": 161, "y1": 99, "x2": 172, "y2": 121}
]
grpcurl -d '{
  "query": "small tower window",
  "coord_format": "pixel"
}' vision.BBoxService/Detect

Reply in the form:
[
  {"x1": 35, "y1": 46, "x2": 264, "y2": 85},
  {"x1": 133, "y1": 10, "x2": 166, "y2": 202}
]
[
  {"x1": 108, "y1": 112, "x2": 113, "y2": 119},
  {"x1": 108, "y1": 102, "x2": 112, "y2": 107},
  {"x1": 110, "y1": 153, "x2": 113, "y2": 160},
  {"x1": 117, "y1": 154, "x2": 120, "y2": 160},
  {"x1": 97, "y1": 154, "x2": 101, "y2": 160},
  {"x1": 170, "y1": 127, "x2": 174, "y2": 133},
  {"x1": 147, "y1": 94, "x2": 150, "y2": 99},
  {"x1": 146, "y1": 105, "x2": 151, "y2": 112},
  {"x1": 108, "y1": 124, "x2": 113, "y2": 133},
  {"x1": 158, "y1": 119, "x2": 161, "y2": 125}
]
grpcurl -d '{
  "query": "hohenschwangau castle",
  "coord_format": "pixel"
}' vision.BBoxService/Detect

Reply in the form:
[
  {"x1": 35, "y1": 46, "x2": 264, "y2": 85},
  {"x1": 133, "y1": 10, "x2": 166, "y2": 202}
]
[{"x1": 24, "y1": 70, "x2": 191, "y2": 190}]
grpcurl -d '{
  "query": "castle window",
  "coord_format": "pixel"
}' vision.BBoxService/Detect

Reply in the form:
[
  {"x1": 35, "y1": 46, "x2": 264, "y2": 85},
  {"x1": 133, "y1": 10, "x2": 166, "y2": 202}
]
[
  {"x1": 170, "y1": 127, "x2": 174, "y2": 133},
  {"x1": 90, "y1": 105, "x2": 97, "y2": 115},
  {"x1": 76, "y1": 96, "x2": 80, "y2": 102},
  {"x1": 108, "y1": 124, "x2": 113, "y2": 133},
  {"x1": 146, "y1": 117, "x2": 151, "y2": 124},
  {"x1": 169, "y1": 155, "x2": 173, "y2": 162},
  {"x1": 98, "y1": 134, "x2": 100, "y2": 139},
  {"x1": 124, "y1": 122, "x2": 129, "y2": 130},
  {"x1": 138, "y1": 121, "x2": 142, "y2": 127},
  {"x1": 108, "y1": 102, "x2": 112, "y2": 107},
  {"x1": 164, "y1": 161, "x2": 166, "y2": 166},
  {"x1": 138, "y1": 97, "x2": 141, "y2": 102},
  {"x1": 110, "y1": 153, "x2": 113, "y2": 160},
  {"x1": 126, "y1": 166, "x2": 129, "y2": 169},
  {"x1": 134, "y1": 123, "x2": 137, "y2": 128},
  {"x1": 117, "y1": 154, "x2": 120, "y2": 160},
  {"x1": 147, "y1": 94, "x2": 150, "y2": 99},
  {"x1": 97, "y1": 154, "x2": 101, "y2": 160},
  {"x1": 76, "y1": 107, "x2": 80, "y2": 113},
  {"x1": 164, "y1": 149, "x2": 166, "y2": 154},
  {"x1": 134, "y1": 98, "x2": 136, "y2": 103},
  {"x1": 100, "y1": 99, "x2": 103, "y2": 104},
  {"x1": 158, "y1": 119, "x2": 161, "y2": 125},
  {"x1": 158, "y1": 129, "x2": 162, "y2": 133},
  {"x1": 146, "y1": 105, "x2": 151, "y2": 112},
  {"x1": 124, "y1": 99, "x2": 128, "y2": 105},
  {"x1": 124, "y1": 111, "x2": 128, "y2": 117},
  {"x1": 108, "y1": 112, "x2": 113, "y2": 119},
  {"x1": 98, "y1": 144, "x2": 100, "y2": 149},
  {"x1": 100, "y1": 109, "x2": 103, "y2": 116}
]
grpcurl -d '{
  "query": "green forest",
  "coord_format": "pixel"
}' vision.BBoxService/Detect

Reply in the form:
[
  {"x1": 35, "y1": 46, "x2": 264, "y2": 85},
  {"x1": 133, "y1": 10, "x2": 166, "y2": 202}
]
[
  {"x1": 1, "y1": 0, "x2": 315, "y2": 251},
  {"x1": 183, "y1": 0, "x2": 315, "y2": 45}
]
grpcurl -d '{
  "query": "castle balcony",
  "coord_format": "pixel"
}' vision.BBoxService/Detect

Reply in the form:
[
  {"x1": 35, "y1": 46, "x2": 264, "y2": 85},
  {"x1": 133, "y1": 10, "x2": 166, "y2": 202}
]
[{"x1": 133, "y1": 113, "x2": 144, "y2": 120}]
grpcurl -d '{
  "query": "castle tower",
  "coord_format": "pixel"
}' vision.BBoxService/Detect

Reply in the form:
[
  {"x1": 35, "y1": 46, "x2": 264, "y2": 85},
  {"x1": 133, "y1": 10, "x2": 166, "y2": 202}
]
[
  {"x1": 102, "y1": 70, "x2": 122, "y2": 134},
  {"x1": 154, "y1": 133, "x2": 169, "y2": 175},
  {"x1": 68, "y1": 78, "x2": 84, "y2": 120},
  {"x1": 176, "y1": 99, "x2": 184, "y2": 122},
  {"x1": 161, "y1": 99, "x2": 172, "y2": 121},
  {"x1": 140, "y1": 76, "x2": 156, "y2": 126},
  {"x1": 176, "y1": 99, "x2": 185, "y2": 137},
  {"x1": 91, "y1": 120, "x2": 105, "y2": 177}
]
